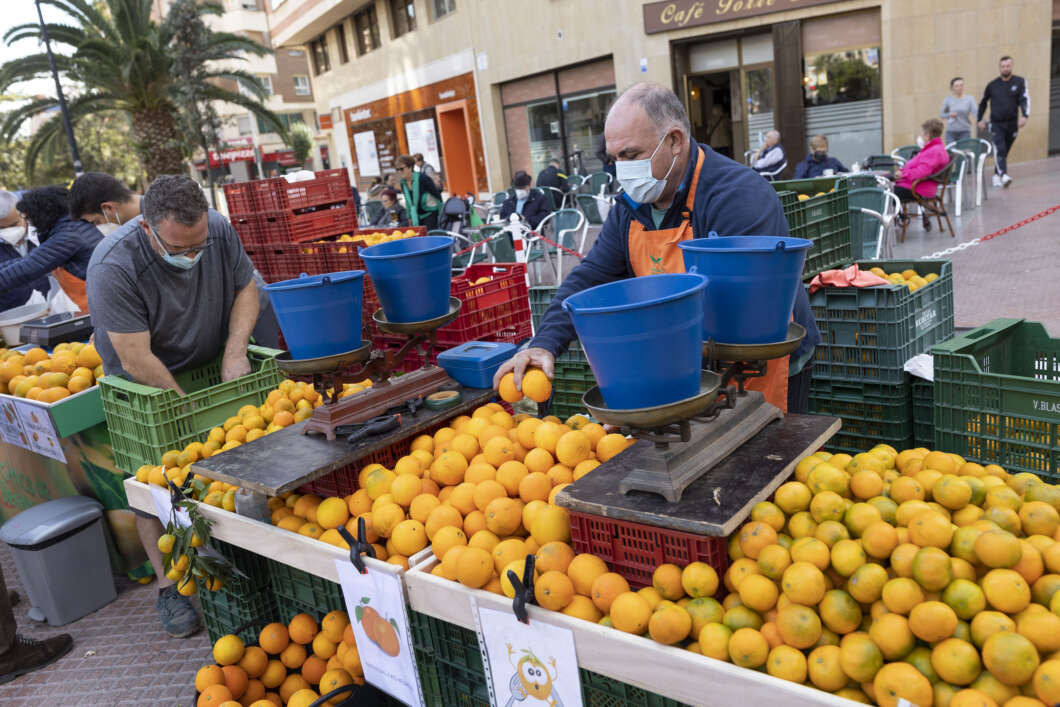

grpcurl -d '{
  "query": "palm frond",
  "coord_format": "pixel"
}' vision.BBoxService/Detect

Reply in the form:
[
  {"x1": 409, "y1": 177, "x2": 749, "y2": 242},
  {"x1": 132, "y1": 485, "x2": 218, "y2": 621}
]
[
  {"x1": 0, "y1": 54, "x2": 74, "y2": 92},
  {"x1": 199, "y1": 85, "x2": 289, "y2": 142}
]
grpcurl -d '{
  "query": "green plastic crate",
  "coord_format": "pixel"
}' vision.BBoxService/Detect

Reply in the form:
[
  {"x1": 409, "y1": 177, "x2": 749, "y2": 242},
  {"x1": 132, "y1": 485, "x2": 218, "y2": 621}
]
[
  {"x1": 530, "y1": 286, "x2": 557, "y2": 332},
  {"x1": 199, "y1": 584, "x2": 277, "y2": 645},
  {"x1": 552, "y1": 357, "x2": 596, "y2": 421},
  {"x1": 267, "y1": 559, "x2": 346, "y2": 612},
  {"x1": 809, "y1": 377, "x2": 913, "y2": 455},
  {"x1": 410, "y1": 612, "x2": 688, "y2": 707},
  {"x1": 771, "y1": 177, "x2": 851, "y2": 278},
  {"x1": 98, "y1": 345, "x2": 283, "y2": 474},
  {"x1": 809, "y1": 259, "x2": 954, "y2": 384},
  {"x1": 932, "y1": 319, "x2": 1060, "y2": 481},
  {"x1": 912, "y1": 378, "x2": 935, "y2": 449},
  {"x1": 207, "y1": 539, "x2": 272, "y2": 597}
]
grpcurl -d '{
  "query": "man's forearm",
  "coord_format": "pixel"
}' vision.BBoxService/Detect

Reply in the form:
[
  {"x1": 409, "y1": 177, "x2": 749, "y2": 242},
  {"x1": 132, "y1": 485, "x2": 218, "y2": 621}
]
[
  {"x1": 225, "y1": 282, "x2": 260, "y2": 356},
  {"x1": 122, "y1": 353, "x2": 183, "y2": 393}
]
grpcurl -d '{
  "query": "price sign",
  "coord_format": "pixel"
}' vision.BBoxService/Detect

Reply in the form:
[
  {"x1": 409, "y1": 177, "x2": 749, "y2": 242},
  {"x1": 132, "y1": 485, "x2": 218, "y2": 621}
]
[
  {"x1": 335, "y1": 559, "x2": 423, "y2": 706},
  {"x1": 0, "y1": 398, "x2": 26, "y2": 447},
  {"x1": 11, "y1": 400, "x2": 65, "y2": 462},
  {"x1": 476, "y1": 604, "x2": 582, "y2": 707}
]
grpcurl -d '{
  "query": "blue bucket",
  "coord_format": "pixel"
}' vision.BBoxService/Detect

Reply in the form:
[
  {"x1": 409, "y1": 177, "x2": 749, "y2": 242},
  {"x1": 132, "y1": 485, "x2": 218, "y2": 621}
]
[
  {"x1": 678, "y1": 236, "x2": 811, "y2": 344},
  {"x1": 359, "y1": 236, "x2": 453, "y2": 323},
  {"x1": 263, "y1": 271, "x2": 364, "y2": 360},
  {"x1": 562, "y1": 273, "x2": 708, "y2": 409}
]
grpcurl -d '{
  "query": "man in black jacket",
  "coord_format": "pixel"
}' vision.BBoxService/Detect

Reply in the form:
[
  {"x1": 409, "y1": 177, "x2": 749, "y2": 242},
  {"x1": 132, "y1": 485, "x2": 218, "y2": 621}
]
[
  {"x1": 536, "y1": 159, "x2": 568, "y2": 194},
  {"x1": 499, "y1": 171, "x2": 552, "y2": 229},
  {"x1": 977, "y1": 56, "x2": 1029, "y2": 188}
]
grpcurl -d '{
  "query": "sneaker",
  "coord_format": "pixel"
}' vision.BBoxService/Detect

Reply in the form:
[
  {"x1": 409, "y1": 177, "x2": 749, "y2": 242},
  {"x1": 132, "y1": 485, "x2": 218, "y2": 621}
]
[
  {"x1": 156, "y1": 585, "x2": 201, "y2": 638},
  {"x1": 1001, "y1": 173, "x2": 1013, "y2": 188},
  {"x1": 0, "y1": 634, "x2": 73, "y2": 684},
  {"x1": 992, "y1": 174, "x2": 1002, "y2": 187}
]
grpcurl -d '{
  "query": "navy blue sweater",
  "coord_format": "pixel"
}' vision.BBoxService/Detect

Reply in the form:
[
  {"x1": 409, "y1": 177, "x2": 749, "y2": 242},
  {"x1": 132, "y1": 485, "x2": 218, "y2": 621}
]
[
  {"x1": 531, "y1": 138, "x2": 820, "y2": 363},
  {"x1": 0, "y1": 241, "x2": 49, "y2": 311},
  {"x1": 0, "y1": 216, "x2": 102, "y2": 296},
  {"x1": 793, "y1": 154, "x2": 848, "y2": 179}
]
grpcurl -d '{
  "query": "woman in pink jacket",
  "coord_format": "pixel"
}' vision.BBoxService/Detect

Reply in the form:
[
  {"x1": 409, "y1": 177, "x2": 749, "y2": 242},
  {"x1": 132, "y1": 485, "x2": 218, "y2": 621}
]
[{"x1": 894, "y1": 118, "x2": 950, "y2": 231}]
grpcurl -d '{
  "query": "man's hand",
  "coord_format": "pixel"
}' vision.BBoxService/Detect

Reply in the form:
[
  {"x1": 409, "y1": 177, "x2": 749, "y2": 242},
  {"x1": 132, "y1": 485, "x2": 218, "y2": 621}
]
[
  {"x1": 492, "y1": 347, "x2": 555, "y2": 390},
  {"x1": 221, "y1": 351, "x2": 251, "y2": 382},
  {"x1": 978, "y1": 120, "x2": 987, "y2": 131},
  {"x1": 1018, "y1": 116, "x2": 1027, "y2": 129}
]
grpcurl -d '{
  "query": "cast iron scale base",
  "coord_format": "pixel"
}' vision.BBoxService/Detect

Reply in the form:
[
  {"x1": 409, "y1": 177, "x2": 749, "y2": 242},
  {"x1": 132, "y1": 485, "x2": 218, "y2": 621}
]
[
  {"x1": 582, "y1": 323, "x2": 806, "y2": 503},
  {"x1": 273, "y1": 297, "x2": 462, "y2": 440}
]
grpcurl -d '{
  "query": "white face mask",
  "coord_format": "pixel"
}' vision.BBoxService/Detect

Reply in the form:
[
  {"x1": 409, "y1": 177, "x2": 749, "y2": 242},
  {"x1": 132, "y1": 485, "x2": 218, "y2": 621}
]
[
  {"x1": 615, "y1": 131, "x2": 677, "y2": 205},
  {"x1": 0, "y1": 224, "x2": 26, "y2": 248},
  {"x1": 514, "y1": 189, "x2": 530, "y2": 200},
  {"x1": 916, "y1": 135, "x2": 926, "y2": 148}
]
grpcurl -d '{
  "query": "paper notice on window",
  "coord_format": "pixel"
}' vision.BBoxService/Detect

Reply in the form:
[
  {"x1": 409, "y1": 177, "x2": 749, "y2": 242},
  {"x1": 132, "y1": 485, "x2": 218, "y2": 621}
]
[
  {"x1": 353, "y1": 130, "x2": 382, "y2": 177},
  {"x1": 404, "y1": 119, "x2": 441, "y2": 174}
]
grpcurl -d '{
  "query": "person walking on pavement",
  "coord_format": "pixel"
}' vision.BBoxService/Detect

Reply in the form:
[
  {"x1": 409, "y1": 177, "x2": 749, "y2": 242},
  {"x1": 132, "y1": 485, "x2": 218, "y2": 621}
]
[
  {"x1": 0, "y1": 569, "x2": 73, "y2": 684},
  {"x1": 977, "y1": 56, "x2": 1029, "y2": 188},
  {"x1": 396, "y1": 155, "x2": 443, "y2": 230},
  {"x1": 940, "y1": 77, "x2": 977, "y2": 144}
]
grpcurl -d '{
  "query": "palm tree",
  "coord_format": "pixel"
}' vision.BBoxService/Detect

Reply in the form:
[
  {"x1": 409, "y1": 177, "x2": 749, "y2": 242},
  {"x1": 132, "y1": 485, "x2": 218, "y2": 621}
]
[{"x1": 0, "y1": 0, "x2": 286, "y2": 181}]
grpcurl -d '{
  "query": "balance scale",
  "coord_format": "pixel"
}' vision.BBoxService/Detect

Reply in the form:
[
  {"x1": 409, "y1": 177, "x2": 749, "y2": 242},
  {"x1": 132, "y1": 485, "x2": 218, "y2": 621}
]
[
  {"x1": 273, "y1": 297, "x2": 463, "y2": 440},
  {"x1": 581, "y1": 323, "x2": 806, "y2": 503}
]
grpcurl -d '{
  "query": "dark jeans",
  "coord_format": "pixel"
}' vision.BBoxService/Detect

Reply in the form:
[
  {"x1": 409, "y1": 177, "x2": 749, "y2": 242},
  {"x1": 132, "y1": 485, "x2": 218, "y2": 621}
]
[
  {"x1": 0, "y1": 566, "x2": 15, "y2": 653},
  {"x1": 990, "y1": 121, "x2": 1017, "y2": 175},
  {"x1": 894, "y1": 186, "x2": 916, "y2": 203},
  {"x1": 420, "y1": 211, "x2": 439, "y2": 231},
  {"x1": 787, "y1": 362, "x2": 813, "y2": 415}
]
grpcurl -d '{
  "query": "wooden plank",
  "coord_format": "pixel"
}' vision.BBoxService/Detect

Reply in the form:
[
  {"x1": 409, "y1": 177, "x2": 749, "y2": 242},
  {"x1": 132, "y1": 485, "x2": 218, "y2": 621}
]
[
  {"x1": 188, "y1": 386, "x2": 495, "y2": 495},
  {"x1": 405, "y1": 557, "x2": 850, "y2": 707},
  {"x1": 557, "y1": 414, "x2": 840, "y2": 537}
]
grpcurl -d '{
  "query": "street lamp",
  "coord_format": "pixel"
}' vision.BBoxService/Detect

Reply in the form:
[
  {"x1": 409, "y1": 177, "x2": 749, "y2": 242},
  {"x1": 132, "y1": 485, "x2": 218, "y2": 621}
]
[{"x1": 35, "y1": 0, "x2": 82, "y2": 176}]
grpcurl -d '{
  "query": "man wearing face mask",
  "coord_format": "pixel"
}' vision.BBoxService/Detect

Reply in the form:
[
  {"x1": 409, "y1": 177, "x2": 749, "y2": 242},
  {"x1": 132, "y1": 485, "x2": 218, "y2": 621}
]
[
  {"x1": 85, "y1": 175, "x2": 273, "y2": 638},
  {"x1": 499, "y1": 171, "x2": 552, "y2": 229},
  {"x1": 69, "y1": 172, "x2": 142, "y2": 236},
  {"x1": 494, "y1": 83, "x2": 821, "y2": 414},
  {"x1": 0, "y1": 190, "x2": 48, "y2": 312}
]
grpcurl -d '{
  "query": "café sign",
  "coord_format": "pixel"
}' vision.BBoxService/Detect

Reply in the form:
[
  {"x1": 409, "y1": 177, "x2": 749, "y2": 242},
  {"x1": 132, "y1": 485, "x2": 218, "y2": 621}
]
[{"x1": 644, "y1": 0, "x2": 845, "y2": 33}]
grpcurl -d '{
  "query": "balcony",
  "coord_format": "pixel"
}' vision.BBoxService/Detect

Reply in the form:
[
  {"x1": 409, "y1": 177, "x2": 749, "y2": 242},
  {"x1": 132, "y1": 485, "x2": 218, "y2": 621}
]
[{"x1": 268, "y1": 0, "x2": 367, "y2": 47}]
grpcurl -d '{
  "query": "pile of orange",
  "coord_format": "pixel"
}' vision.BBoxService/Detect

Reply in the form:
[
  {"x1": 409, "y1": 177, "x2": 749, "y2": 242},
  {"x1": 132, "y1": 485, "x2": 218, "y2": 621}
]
[
  {"x1": 267, "y1": 403, "x2": 633, "y2": 576},
  {"x1": 195, "y1": 611, "x2": 361, "y2": 707},
  {"x1": 0, "y1": 343, "x2": 103, "y2": 403},
  {"x1": 661, "y1": 444, "x2": 1060, "y2": 707}
]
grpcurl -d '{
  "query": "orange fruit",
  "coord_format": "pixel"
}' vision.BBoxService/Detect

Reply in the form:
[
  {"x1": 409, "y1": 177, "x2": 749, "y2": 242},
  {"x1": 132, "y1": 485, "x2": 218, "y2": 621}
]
[
  {"x1": 839, "y1": 632, "x2": 884, "y2": 684},
  {"x1": 869, "y1": 612, "x2": 915, "y2": 660},
  {"x1": 258, "y1": 623, "x2": 290, "y2": 655},
  {"x1": 912, "y1": 546, "x2": 953, "y2": 591},
  {"x1": 519, "y1": 368, "x2": 551, "y2": 403},
  {"x1": 819, "y1": 589, "x2": 862, "y2": 635},
  {"x1": 980, "y1": 631, "x2": 1038, "y2": 687},
  {"x1": 591, "y1": 572, "x2": 631, "y2": 613},
  {"x1": 861, "y1": 521, "x2": 899, "y2": 559},
  {"x1": 196, "y1": 664, "x2": 226, "y2": 692},
  {"x1": 807, "y1": 645, "x2": 846, "y2": 691},
  {"x1": 1032, "y1": 659, "x2": 1060, "y2": 705},
  {"x1": 981, "y1": 569, "x2": 1031, "y2": 614},
  {"x1": 197, "y1": 684, "x2": 233, "y2": 706},
  {"x1": 766, "y1": 644, "x2": 807, "y2": 683},
  {"x1": 535, "y1": 570, "x2": 575, "y2": 610},
  {"x1": 596, "y1": 433, "x2": 631, "y2": 462},
  {"x1": 943, "y1": 578, "x2": 987, "y2": 621},
  {"x1": 908, "y1": 509, "x2": 953, "y2": 548},
  {"x1": 650, "y1": 563, "x2": 683, "y2": 600},
  {"x1": 681, "y1": 561, "x2": 719, "y2": 598},
  {"x1": 610, "y1": 591, "x2": 652, "y2": 634},
  {"x1": 881, "y1": 577, "x2": 924, "y2": 615},
  {"x1": 213, "y1": 635, "x2": 245, "y2": 666},
  {"x1": 728, "y1": 627, "x2": 769, "y2": 668},
  {"x1": 238, "y1": 646, "x2": 269, "y2": 679},
  {"x1": 931, "y1": 637, "x2": 982, "y2": 686},
  {"x1": 873, "y1": 662, "x2": 934, "y2": 707},
  {"x1": 529, "y1": 504, "x2": 570, "y2": 545},
  {"x1": 455, "y1": 546, "x2": 493, "y2": 588},
  {"x1": 738, "y1": 521, "x2": 778, "y2": 560},
  {"x1": 497, "y1": 372, "x2": 523, "y2": 402},
  {"x1": 280, "y1": 642, "x2": 307, "y2": 670},
  {"x1": 780, "y1": 562, "x2": 825, "y2": 606},
  {"x1": 567, "y1": 553, "x2": 607, "y2": 595},
  {"x1": 536, "y1": 541, "x2": 574, "y2": 574},
  {"x1": 220, "y1": 664, "x2": 248, "y2": 699},
  {"x1": 775, "y1": 603, "x2": 821, "y2": 649},
  {"x1": 976, "y1": 529, "x2": 1022, "y2": 568},
  {"x1": 288, "y1": 614, "x2": 318, "y2": 645},
  {"x1": 909, "y1": 600, "x2": 959, "y2": 643}
]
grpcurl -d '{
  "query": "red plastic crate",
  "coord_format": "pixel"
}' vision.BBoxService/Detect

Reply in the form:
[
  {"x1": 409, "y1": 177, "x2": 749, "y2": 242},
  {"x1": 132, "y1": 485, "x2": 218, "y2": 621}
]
[
  {"x1": 244, "y1": 246, "x2": 270, "y2": 281},
  {"x1": 568, "y1": 511, "x2": 729, "y2": 589},
  {"x1": 437, "y1": 264, "x2": 532, "y2": 346},
  {"x1": 282, "y1": 169, "x2": 352, "y2": 210},
  {"x1": 260, "y1": 242, "x2": 320, "y2": 283},
  {"x1": 258, "y1": 211, "x2": 292, "y2": 243},
  {"x1": 231, "y1": 213, "x2": 262, "y2": 248},
  {"x1": 222, "y1": 182, "x2": 257, "y2": 215},
  {"x1": 289, "y1": 203, "x2": 358, "y2": 243}
]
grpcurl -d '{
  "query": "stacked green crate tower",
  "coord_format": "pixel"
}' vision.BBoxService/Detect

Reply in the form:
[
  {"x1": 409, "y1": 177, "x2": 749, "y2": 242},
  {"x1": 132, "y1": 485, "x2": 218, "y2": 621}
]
[{"x1": 529, "y1": 286, "x2": 596, "y2": 421}]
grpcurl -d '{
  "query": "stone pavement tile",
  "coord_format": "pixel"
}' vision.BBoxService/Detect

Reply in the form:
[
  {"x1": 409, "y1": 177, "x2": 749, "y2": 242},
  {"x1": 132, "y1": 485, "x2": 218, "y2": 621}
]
[{"x1": 0, "y1": 543, "x2": 211, "y2": 704}]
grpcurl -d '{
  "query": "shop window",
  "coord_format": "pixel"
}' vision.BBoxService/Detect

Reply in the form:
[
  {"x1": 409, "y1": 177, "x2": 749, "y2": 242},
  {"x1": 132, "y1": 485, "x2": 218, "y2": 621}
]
[
  {"x1": 354, "y1": 5, "x2": 381, "y2": 55},
  {"x1": 432, "y1": 0, "x2": 455, "y2": 21},
  {"x1": 526, "y1": 100, "x2": 563, "y2": 180},
  {"x1": 802, "y1": 47, "x2": 882, "y2": 167},
  {"x1": 335, "y1": 23, "x2": 349, "y2": 64},
  {"x1": 389, "y1": 0, "x2": 416, "y2": 38},
  {"x1": 293, "y1": 75, "x2": 311, "y2": 96},
  {"x1": 562, "y1": 89, "x2": 616, "y2": 175},
  {"x1": 745, "y1": 66, "x2": 774, "y2": 145},
  {"x1": 310, "y1": 36, "x2": 330, "y2": 75}
]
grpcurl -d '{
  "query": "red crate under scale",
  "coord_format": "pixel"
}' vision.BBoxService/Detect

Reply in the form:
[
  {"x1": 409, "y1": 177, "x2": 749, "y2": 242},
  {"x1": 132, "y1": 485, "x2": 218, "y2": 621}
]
[
  {"x1": 568, "y1": 511, "x2": 729, "y2": 588},
  {"x1": 437, "y1": 263, "x2": 533, "y2": 346}
]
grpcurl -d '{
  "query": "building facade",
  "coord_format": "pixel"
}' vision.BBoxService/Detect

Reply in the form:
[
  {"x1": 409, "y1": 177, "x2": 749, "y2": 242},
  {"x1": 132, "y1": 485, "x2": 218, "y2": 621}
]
[{"x1": 267, "y1": 0, "x2": 1056, "y2": 193}]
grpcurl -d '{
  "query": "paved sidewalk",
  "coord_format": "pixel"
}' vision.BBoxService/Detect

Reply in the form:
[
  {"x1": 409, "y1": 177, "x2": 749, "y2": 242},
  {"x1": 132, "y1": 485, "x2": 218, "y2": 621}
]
[
  {"x1": 891, "y1": 155, "x2": 1060, "y2": 332},
  {"x1": 0, "y1": 543, "x2": 207, "y2": 706}
]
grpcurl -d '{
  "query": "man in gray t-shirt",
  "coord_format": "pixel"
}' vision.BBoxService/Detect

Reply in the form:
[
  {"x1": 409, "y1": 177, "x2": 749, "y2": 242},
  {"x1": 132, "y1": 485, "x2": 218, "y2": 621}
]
[
  {"x1": 85, "y1": 175, "x2": 266, "y2": 639},
  {"x1": 940, "y1": 77, "x2": 977, "y2": 144}
]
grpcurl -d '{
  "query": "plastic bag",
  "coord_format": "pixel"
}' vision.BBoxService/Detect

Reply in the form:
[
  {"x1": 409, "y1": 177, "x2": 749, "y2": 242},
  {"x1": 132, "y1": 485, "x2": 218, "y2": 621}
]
[{"x1": 46, "y1": 275, "x2": 82, "y2": 315}]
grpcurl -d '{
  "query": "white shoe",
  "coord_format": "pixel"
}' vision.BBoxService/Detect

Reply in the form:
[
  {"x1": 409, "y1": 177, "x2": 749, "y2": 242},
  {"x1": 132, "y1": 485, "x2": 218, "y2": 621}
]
[
  {"x1": 992, "y1": 174, "x2": 1002, "y2": 187},
  {"x1": 1001, "y1": 173, "x2": 1013, "y2": 188}
]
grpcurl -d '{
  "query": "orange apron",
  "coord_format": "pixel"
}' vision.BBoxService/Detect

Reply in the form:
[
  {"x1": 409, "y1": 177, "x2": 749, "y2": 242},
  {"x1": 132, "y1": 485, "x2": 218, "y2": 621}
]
[
  {"x1": 52, "y1": 267, "x2": 88, "y2": 313},
  {"x1": 627, "y1": 147, "x2": 788, "y2": 412}
]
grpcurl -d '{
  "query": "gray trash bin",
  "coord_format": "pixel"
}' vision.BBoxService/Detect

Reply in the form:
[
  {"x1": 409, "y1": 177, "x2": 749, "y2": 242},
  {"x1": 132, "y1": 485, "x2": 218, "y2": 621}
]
[{"x1": 0, "y1": 496, "x2": 117, "y2": 626}]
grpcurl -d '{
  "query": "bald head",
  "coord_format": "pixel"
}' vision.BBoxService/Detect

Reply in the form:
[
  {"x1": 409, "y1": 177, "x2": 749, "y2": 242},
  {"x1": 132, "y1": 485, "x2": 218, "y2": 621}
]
[{"x1": 608, "y1": 83, "x2": 691, "y2": 140}]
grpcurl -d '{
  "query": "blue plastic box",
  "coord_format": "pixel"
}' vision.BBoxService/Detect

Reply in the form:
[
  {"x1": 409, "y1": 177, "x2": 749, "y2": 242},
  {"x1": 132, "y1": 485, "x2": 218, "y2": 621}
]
[{"x1": 437, "y1": 341, "x2": 517, "y2": 389}]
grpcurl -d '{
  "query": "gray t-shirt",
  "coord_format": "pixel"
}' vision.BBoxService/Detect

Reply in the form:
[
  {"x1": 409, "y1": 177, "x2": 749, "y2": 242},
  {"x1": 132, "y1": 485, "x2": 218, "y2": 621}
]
[
  {"x1": 940, "y1": 95, "x2": 977, "y2": 134},
  {"x1": 86, "y1": 209, "x2": 256, "y2": 380}
]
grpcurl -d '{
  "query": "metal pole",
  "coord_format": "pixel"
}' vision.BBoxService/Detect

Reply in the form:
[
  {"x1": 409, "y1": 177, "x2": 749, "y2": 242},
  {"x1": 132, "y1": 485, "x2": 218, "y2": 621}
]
[{"x1": 35, "y1": 0, "x2": 82, "y2": 176}]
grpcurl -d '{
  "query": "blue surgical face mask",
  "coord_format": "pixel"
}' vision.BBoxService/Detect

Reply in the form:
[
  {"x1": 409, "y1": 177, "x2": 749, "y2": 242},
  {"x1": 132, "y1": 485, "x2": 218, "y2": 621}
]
[
  {"x1": 148, "y1": 225, "x2": 204, "y2": 270},
  {"x1": 615, "y1": 131, "x2": 677, "y2": 205}
]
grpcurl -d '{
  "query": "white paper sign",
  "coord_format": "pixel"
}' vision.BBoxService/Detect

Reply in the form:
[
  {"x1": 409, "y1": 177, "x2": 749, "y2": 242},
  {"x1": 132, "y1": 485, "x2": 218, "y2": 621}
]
[
  {"x1": 477, "y1": 605, "x2": 583, "y2": 707},
  {"x1": 404, "y1": 119, "x2": 441, "y2": 176},
  {"x1": 353, "y1": 130, "x2": 381, "y2": 177},
  {"x1": 335, "y1": 559, "x2": 422, "y2": 706},
  {"x1": 149, "y1": 484, "x2": 192, "y2": 529},
  {"x1": 0, "y1": 398, "x2": 27, "y2": 447},
  {"x1": 12, "y1": 400, "x2": 65, "y2": 462}
]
